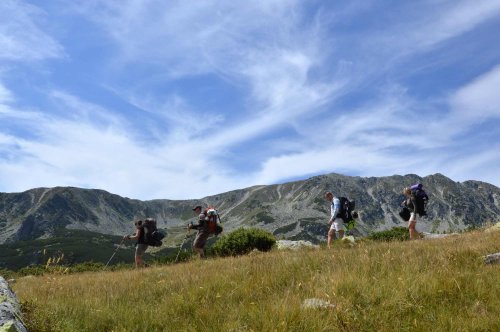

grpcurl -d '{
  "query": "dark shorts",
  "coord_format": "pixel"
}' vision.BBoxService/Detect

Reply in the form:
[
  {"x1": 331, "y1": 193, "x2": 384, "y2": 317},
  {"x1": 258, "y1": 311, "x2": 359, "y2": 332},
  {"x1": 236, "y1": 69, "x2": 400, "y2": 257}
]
[
  {"x1": 135, "y1": 243, "x2": 148, "y2": 256},
  {"x1": 193, "y1": 230, "x2": 210, "y2": 249}
]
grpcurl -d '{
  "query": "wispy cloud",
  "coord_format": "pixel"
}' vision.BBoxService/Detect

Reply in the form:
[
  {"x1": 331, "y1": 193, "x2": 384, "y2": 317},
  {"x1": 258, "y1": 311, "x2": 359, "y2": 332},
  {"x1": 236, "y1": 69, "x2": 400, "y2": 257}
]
[
  {"x1": 416, "y1": 0, "x2": 500, "y2": 49},
  {"x1": 0, "y1": 83, "x2": 13, "y2": 104},
  {"x1": 450, "y1": 65, "x2": 500, "y2": 120},
  {"x1": 0, "y1": 1, "x2": 499, "y2": 200},
  {"x1": 0, "y1": 0, "x2": 64, "y2": 61}
]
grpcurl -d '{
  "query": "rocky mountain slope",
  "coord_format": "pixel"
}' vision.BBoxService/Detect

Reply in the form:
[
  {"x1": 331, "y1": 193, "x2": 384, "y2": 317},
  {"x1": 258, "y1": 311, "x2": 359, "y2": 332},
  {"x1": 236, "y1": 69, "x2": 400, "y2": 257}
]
[{"x1": 1, "y1": 173, "x2": 499, "y2": 246}]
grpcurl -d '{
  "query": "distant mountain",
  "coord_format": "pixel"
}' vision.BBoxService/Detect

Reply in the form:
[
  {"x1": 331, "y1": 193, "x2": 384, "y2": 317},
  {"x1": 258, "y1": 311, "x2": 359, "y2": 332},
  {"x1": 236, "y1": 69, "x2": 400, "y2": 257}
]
[
  {"x1": 1, "y1": 173, "x2": 499, "y2": 248},
  {"x1": 0, "y1": 174, "x2": 500, "y2": 244}
]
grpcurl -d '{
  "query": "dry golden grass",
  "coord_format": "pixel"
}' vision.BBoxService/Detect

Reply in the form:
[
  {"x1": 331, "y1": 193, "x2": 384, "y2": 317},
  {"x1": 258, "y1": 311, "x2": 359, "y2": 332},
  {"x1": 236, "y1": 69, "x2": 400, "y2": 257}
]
[{"x1": 14, "y1": 229, "x2": 500, "y2": 332}]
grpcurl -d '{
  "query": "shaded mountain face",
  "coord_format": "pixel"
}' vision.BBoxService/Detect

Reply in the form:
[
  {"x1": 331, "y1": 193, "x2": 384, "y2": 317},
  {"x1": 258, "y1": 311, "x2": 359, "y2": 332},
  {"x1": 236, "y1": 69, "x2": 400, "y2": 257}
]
[{"x1": 0, "y1": 173, "x2": 499, "y2": 245}]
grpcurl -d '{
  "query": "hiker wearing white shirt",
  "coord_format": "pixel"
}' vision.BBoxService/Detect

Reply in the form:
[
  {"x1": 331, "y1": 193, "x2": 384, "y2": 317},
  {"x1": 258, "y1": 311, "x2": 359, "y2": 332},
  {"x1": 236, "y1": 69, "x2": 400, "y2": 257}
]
[{"x1": 325, "y1": 191, "x2": 344, "y2": 248}]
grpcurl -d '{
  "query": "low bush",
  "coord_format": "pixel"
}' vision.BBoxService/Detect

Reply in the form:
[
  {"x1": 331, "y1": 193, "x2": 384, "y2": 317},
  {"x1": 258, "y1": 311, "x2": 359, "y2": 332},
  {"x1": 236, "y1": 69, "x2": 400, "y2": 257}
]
[
  {"x1": 0, "y1": 267, "x2": 16, "y2": 279},
  {"x1": 366, "y1": 226, "x2": 410, "y2": 242},
  {"x1": 211, "y1": 227, "x2": 276, "y2": 257}
]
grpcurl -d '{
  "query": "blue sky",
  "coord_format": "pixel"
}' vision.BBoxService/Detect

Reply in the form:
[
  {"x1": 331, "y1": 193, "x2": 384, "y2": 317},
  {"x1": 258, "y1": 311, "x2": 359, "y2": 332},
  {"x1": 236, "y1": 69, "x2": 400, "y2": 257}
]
[{"x1": 0, "y1": 0, "x2": 499, "y2": 200}]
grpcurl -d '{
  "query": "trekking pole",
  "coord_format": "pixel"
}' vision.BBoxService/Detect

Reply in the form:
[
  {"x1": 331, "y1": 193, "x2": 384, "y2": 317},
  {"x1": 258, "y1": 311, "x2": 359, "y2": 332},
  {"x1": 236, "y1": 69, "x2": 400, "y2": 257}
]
[
  {"x1": 175, "y1": 229, "x2": 191, "y2": 263},
  {"x1": 105, "y1": 237, "x2": 125, "y2": 268}
]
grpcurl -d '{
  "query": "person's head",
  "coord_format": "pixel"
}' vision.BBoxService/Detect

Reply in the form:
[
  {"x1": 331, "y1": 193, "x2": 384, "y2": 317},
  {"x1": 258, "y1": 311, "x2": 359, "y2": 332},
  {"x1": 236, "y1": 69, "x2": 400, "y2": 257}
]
[
  {"x1": 134, "y1": 220, "x2": 143, "y2": 228},
  {"x1": 192, "y1": 205, "x2": 202, "y2": 214},
  {"x1": 403, "y1": 187, "x2": 412, "y2": 197},
  {"x1": 324, "y1": 191, "x2": 333, "y2": 201}
]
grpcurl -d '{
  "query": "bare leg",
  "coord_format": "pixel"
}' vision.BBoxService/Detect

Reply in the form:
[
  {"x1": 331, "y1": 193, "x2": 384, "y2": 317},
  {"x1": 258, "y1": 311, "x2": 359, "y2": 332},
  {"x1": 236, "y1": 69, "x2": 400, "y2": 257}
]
[
  {"x1": 327, "y1": 229, "x2": 335, "y2": 248},
  {"x1": 135, "y1": 254, "x2": 144, "y2": 268},
  {"x1": 193, "y1": 247, "x2": 205, "y2": 258},
  {"x1": 408, "y1": 220, "x2": 418, "y2": 240},
  {"x1": 338, "y1": 229, "x2": 345, "y2": 239}
]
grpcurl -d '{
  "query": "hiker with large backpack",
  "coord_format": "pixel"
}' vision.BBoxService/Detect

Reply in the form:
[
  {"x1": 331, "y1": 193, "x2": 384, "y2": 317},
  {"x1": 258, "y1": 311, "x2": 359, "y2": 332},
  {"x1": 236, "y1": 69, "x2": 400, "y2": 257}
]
[
  {"x1": 123, "y1": 219, "x2": 149, "y2": 268},
  {"x1": 123, "y1": 218, "x2": 164, "y2": 268},
  {"x1": 324, "y1": 191, "x2": 357, "y2": 248},
  {"x1": 402, "y1": 186, "x2": 423, "y2": 240},
  {"x1": 188, "y1": 205, "x2": 223, "y2": 258}
]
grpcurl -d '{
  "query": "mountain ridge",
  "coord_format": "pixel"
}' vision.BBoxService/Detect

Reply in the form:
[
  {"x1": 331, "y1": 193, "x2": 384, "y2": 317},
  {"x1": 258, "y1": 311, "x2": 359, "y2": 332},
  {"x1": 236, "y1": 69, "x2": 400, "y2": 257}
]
[{"x1": 1, "y1": 172, "x2": 499, "y2": 246}]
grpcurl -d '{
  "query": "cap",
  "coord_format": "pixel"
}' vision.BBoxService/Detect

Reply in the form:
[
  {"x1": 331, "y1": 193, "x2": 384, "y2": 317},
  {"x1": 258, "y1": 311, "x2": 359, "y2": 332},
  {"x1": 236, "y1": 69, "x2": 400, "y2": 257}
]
[{"x1": 192, "y1": 205, "x2": 202, "y2": 211}]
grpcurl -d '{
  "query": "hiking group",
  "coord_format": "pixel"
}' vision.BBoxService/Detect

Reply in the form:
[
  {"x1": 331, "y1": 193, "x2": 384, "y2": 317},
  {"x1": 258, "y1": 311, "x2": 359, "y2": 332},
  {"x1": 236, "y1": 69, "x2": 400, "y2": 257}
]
[
  {"x1": 122, "y1": 205, "x2": 223, "y2": 267},
  {"x1": 324, "y1": 182, "x2": 428, "y2": 246},
  {"x1": 121, "y1": 182, "x2": 428, "y2": 266}
]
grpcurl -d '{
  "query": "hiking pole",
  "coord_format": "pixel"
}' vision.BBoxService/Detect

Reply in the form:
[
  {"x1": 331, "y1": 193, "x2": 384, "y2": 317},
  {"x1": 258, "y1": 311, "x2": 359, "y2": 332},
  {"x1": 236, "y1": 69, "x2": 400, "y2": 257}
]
[
  {"x1": 175, "y1": 229, "x2": 191, "y2": 263},
  {"x1": 105, "y1": 237, "x2": 125, "y2": 268}
]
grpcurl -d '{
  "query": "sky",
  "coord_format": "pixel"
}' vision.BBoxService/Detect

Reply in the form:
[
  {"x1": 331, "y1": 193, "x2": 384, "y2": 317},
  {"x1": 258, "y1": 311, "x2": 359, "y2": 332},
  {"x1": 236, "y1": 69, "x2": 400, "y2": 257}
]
[{"x1": 0, "y1": 0, "x2": 499, "y2": 200}]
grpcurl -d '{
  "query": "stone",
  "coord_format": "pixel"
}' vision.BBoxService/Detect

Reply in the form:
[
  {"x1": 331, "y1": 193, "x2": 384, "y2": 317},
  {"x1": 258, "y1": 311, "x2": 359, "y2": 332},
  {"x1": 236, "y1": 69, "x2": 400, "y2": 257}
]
[
  {"x1": 301, "y1": 298, "x2": 336, "y2": 309},
  {"x1": 0, "y1": 277, "x2": 27, "y2": 332},
  {"x1": 484, "y1": 252, "x2": 500, "y2": 265},
  {"x1": 276, "y1": 240, "x2": 319, "y2": 250}
]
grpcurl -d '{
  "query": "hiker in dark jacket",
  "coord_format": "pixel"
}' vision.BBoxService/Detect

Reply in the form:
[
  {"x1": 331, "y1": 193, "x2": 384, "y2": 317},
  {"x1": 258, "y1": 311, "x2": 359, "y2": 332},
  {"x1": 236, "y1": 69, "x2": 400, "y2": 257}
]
[
  {"x1": 123, "y1": 220, "x2": 148, "y2": 268},
  {"x1": 188, "y1": 206, "x2": 210, "y2": 258},
  {"x1": 403, "y1": 188, "x2": 419, "y2": 240}
]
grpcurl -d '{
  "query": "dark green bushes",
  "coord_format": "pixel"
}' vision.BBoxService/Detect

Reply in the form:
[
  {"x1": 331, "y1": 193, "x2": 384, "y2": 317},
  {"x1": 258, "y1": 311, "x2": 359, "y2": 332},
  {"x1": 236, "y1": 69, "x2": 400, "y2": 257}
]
[
  {"x1": 211, "y1": 228, "x2": 276, "y2": 257},
  {"x1": 366, "y1": 227, "x2": 410, "y2": 242}
]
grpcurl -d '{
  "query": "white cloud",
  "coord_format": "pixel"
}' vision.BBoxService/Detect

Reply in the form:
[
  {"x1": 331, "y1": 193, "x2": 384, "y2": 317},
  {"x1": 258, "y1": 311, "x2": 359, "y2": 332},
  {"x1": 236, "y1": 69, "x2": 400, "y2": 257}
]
[
  {"x1": 0, "y1": 83, "x2": 13, "y2": 104},
  {"x1": 0, "y1": 0, "x2": 64, "y2": 61},
  {"x1": 0, "y1": 89, "x2": 252, "y2": 199},
  {"x1": 451, "y1": 65, "x2": 500, "y2": 119},
  {"x1": 251, "y1": 76, "x2": 500, "y2": 188},
  {"x1": 357, "y1": 0, "x2": 500, "y2": 67},
  {"x1": 1, "y1": 1, "x2": 499, "y2": 200},
  {"x1": 72, "y1": 1, "x2": 343, "y2": 149},
  {"x1": 439, "y1": 144, "x2": 500, "y2": 186},
  {"x1": 418, "y1": 0, "x2": 500, "y2": 49}
]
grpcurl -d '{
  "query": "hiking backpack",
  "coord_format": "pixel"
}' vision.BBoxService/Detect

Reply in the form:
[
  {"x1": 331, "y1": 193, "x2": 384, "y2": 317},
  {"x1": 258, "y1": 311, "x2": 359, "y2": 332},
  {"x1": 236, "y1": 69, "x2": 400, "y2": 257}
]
[
  {"x1": 399, "y1": 207, "x2": 411, "y2": 221},
  {"x1": 142, "y1": 218, "x2": 165, "y2": 247},
  {"x1": 337, "y1": 197, "x2": 356, "y2": 223},
  {"x1": 409, "y1": 183, "x2": 429, "y2": 216},
  {"x1": 203, "y1": 207, "x2": 223, "y2": 235}
]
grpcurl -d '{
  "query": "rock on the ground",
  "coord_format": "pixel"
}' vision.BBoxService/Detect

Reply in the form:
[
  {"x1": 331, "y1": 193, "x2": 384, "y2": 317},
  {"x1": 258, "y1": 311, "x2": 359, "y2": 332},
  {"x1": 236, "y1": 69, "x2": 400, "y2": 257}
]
[
  {"x1": 276, "y1": 240, "x2": 319, "y2": 250},
  {"x1": 0, "y1": 277, "x2": 27, "y2": 332},
  {"x1": 485, "y1": 252, "x2": 500, "y2": 265},
  {"x1": 301, "y1": 298, "x2": 336, "y2": 309}
]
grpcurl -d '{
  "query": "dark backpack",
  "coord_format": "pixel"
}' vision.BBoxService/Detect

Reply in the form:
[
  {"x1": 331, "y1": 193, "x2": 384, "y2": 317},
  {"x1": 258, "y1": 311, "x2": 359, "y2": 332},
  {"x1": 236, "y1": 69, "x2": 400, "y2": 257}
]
[
  {"x1": 142, "y1": 218, "x2": 165, "y2": 247},
  {"x1": 399, "y1": 207, "x2": 411, "y2": 221},
  {"x1": 410, "y1": 183, "x2": 429, "y2": 216},
  {"x1": 203, "y1": 207, "x2": 223, "y2": 235},
  {"x1": 337, "y1": 197, "x2": 356, "y2": 223}
]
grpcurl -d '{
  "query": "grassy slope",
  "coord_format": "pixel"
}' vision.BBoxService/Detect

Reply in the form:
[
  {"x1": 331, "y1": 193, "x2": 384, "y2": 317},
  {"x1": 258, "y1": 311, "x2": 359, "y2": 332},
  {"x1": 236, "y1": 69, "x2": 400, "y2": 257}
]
[
  {"x1": 0, "y1": 229, "x2": 183, "y2": 270},
  {"x1": 12, "y1": 230, "x2": 500, "y2": 332}
]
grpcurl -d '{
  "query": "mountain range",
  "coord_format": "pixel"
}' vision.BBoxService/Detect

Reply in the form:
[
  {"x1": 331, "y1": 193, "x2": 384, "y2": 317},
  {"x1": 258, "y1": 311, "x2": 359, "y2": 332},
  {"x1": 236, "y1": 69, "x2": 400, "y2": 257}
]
[{"x1": 1, "y1": 172, "x2": 499, "y2": 269}]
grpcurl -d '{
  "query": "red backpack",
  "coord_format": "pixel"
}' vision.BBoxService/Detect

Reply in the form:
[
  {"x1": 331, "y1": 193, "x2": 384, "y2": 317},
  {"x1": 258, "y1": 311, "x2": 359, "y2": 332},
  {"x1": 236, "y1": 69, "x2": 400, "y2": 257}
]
[{"x1": 203, "y1": 207, "x2": 223, "y2": 235}]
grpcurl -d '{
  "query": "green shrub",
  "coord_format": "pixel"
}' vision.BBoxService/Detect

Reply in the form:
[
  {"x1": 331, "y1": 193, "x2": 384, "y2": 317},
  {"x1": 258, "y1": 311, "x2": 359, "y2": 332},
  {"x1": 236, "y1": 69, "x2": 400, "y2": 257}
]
[
  {"x1": 18, "y1": 265, "x2": 46, "y2": 276},
  {"x1": 211, "y1": 228, "x2": 276, "y2": 257},
  {"x1": 366, "y1": 227, "x2": 409, "y2": 242},
  {"x1": 0, "y1": 267, "x2": 16, "y2": 279}
]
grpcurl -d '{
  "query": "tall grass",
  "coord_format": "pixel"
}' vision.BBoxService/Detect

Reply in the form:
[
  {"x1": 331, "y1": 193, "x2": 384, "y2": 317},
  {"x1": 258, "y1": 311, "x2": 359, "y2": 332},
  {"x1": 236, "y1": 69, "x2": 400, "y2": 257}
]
[{"x1": 13, "y1": 230, "x2": 500, "y2": 331}]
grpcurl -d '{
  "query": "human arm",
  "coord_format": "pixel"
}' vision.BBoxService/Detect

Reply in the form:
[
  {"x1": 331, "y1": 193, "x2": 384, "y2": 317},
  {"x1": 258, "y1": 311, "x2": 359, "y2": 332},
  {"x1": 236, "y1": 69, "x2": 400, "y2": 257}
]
[
  {"x1": 188, "y1": 222, "x2": 202, "y2": 230},
  {"x1": 188, "y1": 214, "x2": 206, "y2": 230},
  {"x1": 329, "y1": 198, "x2": 340, "y2": 223},
  {"x1": 123, "y1": 228, "x2": 141, "y2": 241}
]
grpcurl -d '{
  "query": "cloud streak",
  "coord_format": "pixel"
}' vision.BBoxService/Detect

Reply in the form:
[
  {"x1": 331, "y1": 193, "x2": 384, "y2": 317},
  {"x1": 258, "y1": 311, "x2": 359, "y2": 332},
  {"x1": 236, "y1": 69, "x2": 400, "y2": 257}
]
[
  {"x1": 0, "y1": 0, "x2": 63, "y2": 61},
  {"x1": 0, "y1": 1, "x2": 499, "y2": 200}
]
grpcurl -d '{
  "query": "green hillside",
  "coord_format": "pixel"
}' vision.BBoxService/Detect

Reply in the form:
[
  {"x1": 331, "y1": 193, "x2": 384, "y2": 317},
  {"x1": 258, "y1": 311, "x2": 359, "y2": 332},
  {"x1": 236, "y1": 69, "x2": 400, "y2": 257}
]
[{"x1": 10, "y1": 228, "x2": 500, "y2": 331}]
